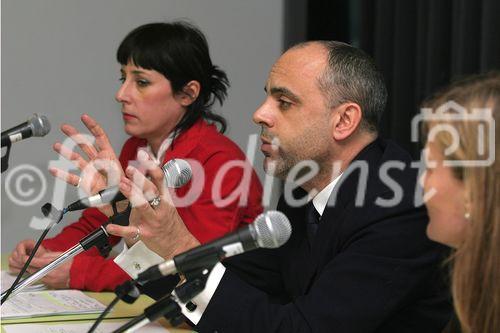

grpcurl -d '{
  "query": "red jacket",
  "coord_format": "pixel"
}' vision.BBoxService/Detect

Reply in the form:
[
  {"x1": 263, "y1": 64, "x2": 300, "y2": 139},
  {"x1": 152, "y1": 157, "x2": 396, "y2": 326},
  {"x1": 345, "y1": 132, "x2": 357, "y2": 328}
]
[{"x1": 42, "y1": 120, "x2": 263, "y2": 291}]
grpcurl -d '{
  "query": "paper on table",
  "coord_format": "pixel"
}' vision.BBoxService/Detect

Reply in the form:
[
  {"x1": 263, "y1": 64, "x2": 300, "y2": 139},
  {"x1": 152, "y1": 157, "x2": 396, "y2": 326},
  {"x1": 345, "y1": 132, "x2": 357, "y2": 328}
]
[
  {"x1": 1, "y1": 270, "x2": 46, "y2": 293},
  {"x1": 2, "y1": 320, "x2": 170, "y2": 333},
  {"x1": 0, "y1": 290, "x2": 106, "y2": 319}
]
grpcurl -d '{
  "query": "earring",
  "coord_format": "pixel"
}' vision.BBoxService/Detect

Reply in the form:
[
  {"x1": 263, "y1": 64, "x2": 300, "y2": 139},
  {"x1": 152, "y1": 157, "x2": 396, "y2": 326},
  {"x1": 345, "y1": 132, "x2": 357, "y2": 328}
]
[{"x1": 464, "y1": 211, "x2": 471, "y2": 220}]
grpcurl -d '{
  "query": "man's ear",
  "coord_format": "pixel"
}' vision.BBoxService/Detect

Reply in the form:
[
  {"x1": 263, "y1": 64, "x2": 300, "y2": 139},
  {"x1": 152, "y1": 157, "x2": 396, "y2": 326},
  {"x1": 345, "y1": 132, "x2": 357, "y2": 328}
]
[
  {"x1": 331, "y1": 102, "x2": 363, "y2": 141},
  {"x1": 177, "y1": 80, "x2": 201, "y2": 106}
]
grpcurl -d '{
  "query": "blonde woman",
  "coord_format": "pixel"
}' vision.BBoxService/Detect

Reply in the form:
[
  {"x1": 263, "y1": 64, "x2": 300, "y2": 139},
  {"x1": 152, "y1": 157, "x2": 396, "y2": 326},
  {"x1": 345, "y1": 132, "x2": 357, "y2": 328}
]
[{"x1": 421, "y1": 72, "x2": 499, "y2": 332}]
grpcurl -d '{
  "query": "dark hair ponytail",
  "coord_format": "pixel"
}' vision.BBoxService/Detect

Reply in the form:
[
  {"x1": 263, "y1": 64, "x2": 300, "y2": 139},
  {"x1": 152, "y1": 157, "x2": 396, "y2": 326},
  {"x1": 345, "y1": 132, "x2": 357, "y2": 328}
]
[
  {"x1": 117, "y1": 21, "x2": 230, "y2": 134},
  {"x1": 199, "y1": 65, "x2": 228, "y2": 132}
]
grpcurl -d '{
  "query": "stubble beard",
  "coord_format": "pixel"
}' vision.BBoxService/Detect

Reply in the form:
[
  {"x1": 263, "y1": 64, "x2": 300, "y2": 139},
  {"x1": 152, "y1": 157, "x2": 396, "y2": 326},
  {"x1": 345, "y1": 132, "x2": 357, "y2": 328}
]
[{"x1": 263, "y1": 147, "x2": 304, "y2": 181}]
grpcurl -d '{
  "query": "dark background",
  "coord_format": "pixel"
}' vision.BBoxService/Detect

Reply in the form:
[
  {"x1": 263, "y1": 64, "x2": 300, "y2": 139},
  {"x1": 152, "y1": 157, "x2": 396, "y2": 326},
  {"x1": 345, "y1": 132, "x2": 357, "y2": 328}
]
[{"x1": 285, "y1": 0, "x2": 500, "y2": 158}]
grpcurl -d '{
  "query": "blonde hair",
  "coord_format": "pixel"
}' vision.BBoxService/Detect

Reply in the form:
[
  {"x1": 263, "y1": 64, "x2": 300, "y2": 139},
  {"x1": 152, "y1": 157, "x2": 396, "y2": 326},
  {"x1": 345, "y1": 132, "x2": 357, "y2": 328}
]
[{"x1": 422, "y1": 72, "x2": 500, "y2": 333}]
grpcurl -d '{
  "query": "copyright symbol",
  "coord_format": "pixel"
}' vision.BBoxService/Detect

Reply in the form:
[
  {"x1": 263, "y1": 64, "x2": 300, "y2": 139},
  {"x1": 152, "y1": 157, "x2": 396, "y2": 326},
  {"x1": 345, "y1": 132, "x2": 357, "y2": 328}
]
[{"x1": 4, "y1": 164, "x2": 47, "y2": 206}]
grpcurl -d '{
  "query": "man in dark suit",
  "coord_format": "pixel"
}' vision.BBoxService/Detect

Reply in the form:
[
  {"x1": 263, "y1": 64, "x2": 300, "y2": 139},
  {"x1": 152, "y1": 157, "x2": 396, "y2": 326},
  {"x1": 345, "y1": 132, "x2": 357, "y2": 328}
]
[{"x1": 109, "y1": 41, "x2": 452, "y2": 332}]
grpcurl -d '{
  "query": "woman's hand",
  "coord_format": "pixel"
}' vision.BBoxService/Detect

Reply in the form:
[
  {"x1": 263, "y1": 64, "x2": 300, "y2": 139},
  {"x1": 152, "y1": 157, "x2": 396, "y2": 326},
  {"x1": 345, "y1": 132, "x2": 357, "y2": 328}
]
[
  {"x1": 8, "y1": 239, "x2": 49, "y2": 273},
  {"x1": 49, "y1": 114, "x2": 124, "y2": 216},
  {"x1": 8, "y1": 242, "x2": 71, "y2": 289},
  {"x1": 106, "y1": 152, "x2": 200, "y2": 259}
]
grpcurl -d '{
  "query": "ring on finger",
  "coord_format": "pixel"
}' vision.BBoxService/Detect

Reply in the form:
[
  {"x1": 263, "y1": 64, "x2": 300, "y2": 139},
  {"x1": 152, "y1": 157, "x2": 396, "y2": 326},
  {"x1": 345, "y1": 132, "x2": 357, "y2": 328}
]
[
  {"x1": 148, "y1": 196, "x2": 161, "y2": 209},
  {"x1": 75, "y1": 177, "x2": 82, "y2": 188},
  {"x1": 131, "y1": 226, "x2": 141, "y2": 242}
]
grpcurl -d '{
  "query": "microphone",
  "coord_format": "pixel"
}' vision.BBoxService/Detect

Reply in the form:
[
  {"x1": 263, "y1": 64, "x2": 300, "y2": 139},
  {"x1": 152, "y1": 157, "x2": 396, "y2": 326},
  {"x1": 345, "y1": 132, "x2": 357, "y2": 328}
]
[
  {"x1": 66, "y1": 158, "x2": 192, "y2": 212},
  {"x1": 1, "y1": 114, "x2": 51, "y2": 147},
  {"x1": 136, "y1": 210, "x2": 292, "y2": 283}
]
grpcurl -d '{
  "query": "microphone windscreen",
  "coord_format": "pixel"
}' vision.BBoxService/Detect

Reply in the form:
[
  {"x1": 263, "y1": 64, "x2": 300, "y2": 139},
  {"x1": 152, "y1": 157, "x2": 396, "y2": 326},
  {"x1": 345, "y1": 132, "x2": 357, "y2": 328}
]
[
  {"x1": 29, "y1": 114, "x2": 51, "y2": 137},
  {"x1": 162, "y1": 159, "x2": 192, "y2": 188},
  {"x1": 253, "y1": 211, "x2": 292, "y2": 249}
]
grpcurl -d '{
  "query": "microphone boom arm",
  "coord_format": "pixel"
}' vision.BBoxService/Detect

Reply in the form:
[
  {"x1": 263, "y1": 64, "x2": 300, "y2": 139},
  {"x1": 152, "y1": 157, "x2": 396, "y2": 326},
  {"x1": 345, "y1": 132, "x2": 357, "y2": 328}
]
[
  {"x1": 1, "y1": 243, "x2": 84, "y2": 300},
  {"x1": 113, "y1": 267, "x2": 212, "y2": 332},
  {"x1": 1, "y1": 207, "x2": 130, "y2": 300}
]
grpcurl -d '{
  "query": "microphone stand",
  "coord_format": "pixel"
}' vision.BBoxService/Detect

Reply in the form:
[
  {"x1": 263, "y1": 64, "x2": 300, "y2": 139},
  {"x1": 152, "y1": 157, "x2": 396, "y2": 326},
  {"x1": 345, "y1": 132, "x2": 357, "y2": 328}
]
[
  {"x1": 111, "y1": 265, "x2": 214, "y2": 333},
  {"x1": 111, "y1": 295, "x2": 181, "y2": 333},
  {"x1": 87, "y1": 280, "x2": 141, "y2": 333},
  {"x1": 1, "y1": 205, "x2": 130, "y2": 300},
  {"x1": 91, "y1": 240, "x2": 222, "y2": 332}
]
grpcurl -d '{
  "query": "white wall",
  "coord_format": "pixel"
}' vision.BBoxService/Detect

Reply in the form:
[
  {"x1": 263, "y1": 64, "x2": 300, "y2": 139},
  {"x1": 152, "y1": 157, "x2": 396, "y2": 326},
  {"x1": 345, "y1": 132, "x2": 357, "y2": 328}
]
[{"x1": 1, "y1": 0, "x2": 284, "y2": 252}]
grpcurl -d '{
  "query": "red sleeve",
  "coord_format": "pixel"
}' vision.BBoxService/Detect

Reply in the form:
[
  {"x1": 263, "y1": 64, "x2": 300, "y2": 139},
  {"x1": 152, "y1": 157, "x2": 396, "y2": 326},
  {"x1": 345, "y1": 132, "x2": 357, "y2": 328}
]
[
  {"x1": 177, "y1": 151, "x2": 263, "y2": 244},
  {"x1": 69, "y1": 252, "x2": 130, "y2": 292}
]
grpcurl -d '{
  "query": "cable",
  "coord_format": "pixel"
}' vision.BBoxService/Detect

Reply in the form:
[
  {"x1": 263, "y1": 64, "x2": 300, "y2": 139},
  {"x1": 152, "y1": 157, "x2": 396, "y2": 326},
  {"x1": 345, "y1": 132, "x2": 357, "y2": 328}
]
[
  {"x1": 87, "y1": 279, "x2": 140, "y2": 333},
  {"x1": 87, "y1": 295, "x2": 120, "y2": 333},
  {"x1": 1, "y1": 205, "x2": 66, "y2": 304}
]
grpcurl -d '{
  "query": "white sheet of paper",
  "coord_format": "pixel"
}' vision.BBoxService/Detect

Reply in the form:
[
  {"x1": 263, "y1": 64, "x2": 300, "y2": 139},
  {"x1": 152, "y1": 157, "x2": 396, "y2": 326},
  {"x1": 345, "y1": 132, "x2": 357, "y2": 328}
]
[
  {"x1": 1, "y1": 270, "x2": 46, "y2": 293},
  {"x1": 0, "y1": 290, "x2": 106, "y2": 319},
  {"x1": 2, "y1": 321, "x2": 170, "y2": 333}
]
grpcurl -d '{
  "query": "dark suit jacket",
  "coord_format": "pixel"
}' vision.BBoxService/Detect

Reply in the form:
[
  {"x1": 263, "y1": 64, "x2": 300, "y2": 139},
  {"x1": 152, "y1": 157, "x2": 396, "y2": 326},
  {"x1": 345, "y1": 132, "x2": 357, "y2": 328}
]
[{"x1": 196, "y1": 139, "x2": 452, "y2": 333}]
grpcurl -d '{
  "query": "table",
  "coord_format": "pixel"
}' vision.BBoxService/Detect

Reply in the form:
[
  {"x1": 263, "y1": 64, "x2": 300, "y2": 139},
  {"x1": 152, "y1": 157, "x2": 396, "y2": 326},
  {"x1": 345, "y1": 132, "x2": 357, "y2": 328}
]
[{"x1": 1, "y1": 256, "x2": 193, "y2": 332}]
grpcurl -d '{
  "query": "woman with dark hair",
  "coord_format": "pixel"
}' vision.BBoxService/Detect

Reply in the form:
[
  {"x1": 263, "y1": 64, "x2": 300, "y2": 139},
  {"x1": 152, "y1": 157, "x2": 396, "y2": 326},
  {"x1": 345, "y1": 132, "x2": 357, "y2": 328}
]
[
  {"x1": 9, "y1": 21, "x2": 263, "y2": 292},
  {"x1": 116, "y1": 21, "x2": 229, "y2": 136}
]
